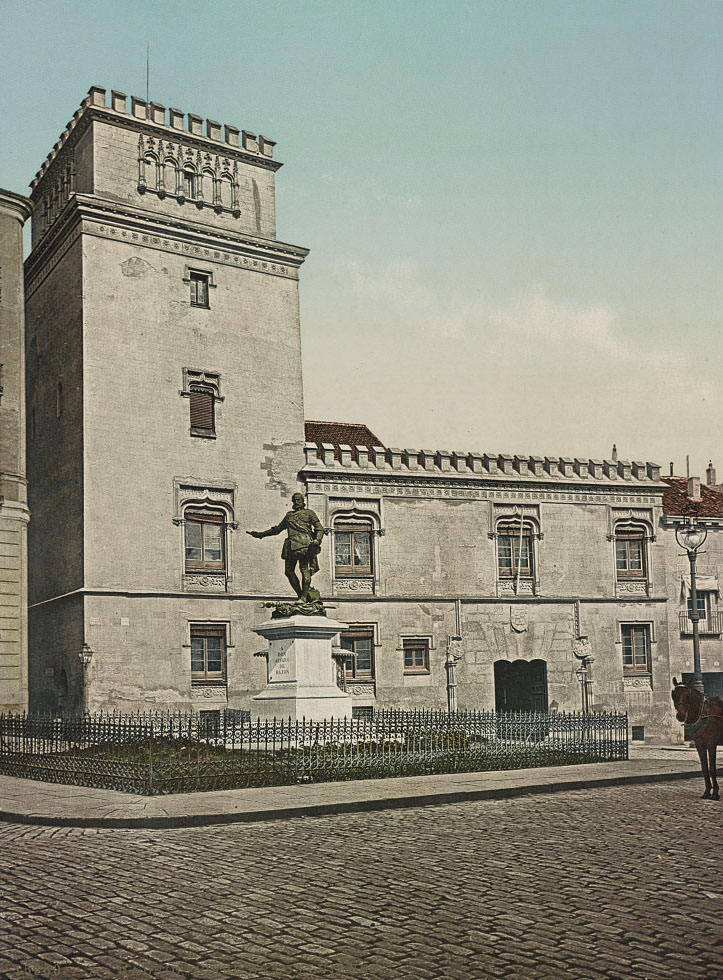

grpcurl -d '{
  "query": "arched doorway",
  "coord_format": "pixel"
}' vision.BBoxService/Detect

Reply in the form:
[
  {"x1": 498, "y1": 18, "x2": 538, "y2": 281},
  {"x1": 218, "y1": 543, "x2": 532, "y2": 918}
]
[{"x1": 494, "y1": 659, "x2": 548, "y2": 712}]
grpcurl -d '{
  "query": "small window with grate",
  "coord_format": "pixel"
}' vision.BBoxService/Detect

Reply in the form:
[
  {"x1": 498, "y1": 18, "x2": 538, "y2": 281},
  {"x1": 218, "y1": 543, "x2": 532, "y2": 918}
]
[
  {"x1": 352, "y1": 706, "x2": 374, "y2": 722},
  {"x1": 631, "y1": 725, "x2": 645, "y2": 741},
  {"x1": 198, "y1": 709, "x2": 221, "y2": 735}
]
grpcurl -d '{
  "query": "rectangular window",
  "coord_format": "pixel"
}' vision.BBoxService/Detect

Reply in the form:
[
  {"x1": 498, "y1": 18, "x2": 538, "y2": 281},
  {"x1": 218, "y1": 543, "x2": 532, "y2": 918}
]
[
  {"x1": 184, "y1": 512, "x2": 224, "y2": 571},
  {"x1": 190, "y1": 626, "x2": 226, "y2": 684},
  {"x1": 615, "y1": 531, "x2": 646, "y2": 579},
  {"x1": 189, "y1": 386, "x2": 215, "y2": 435},
  {"x1": 334, "y1": 525, "x2": 372, "y2": 575},
  {"x1": 340, "y1": 629, "x2": 375, "y2": 680},
  {"x1": 190, "y1": 271, "x2": 209, "y2": 308},
  {"x1": 498, "y1": 532, "x2": 532, "y2": 578},
  {"x1": 687, "y1": 594, "x2": 707, "y2": 620},
  {"x1": 621, "y1": 624, "x2": 651, "y2": 673},
  {"x1": 403, "y1": 638, "x2": 430, "y2": 673}
]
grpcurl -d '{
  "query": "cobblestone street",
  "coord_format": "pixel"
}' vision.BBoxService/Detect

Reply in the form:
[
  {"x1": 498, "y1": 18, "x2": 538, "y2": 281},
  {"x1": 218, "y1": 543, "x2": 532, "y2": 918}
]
[{"x1": 1, "y1": 781, "x2": 720, "y2": 980}]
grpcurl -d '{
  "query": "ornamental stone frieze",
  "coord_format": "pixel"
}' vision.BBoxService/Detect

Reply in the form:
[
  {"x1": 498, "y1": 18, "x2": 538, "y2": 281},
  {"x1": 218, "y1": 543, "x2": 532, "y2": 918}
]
[
  {"x1": 191, "y1": 685, "x2": 228, "y2": 702},
  {"x1": 334, "y1": 578, "x2": 375, "y2": 595}
]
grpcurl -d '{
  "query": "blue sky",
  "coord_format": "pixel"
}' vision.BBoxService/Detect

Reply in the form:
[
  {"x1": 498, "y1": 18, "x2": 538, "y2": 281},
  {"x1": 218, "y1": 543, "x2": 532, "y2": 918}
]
[{"x1": 2, "y1": 0, "x2": 721, "y2": 475}]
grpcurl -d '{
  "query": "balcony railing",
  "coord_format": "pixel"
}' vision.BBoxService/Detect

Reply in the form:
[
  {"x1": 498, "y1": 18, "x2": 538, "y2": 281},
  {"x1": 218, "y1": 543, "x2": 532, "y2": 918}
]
[{"x1": 679, "y1": 611, "x2": 723, "y2": 636}]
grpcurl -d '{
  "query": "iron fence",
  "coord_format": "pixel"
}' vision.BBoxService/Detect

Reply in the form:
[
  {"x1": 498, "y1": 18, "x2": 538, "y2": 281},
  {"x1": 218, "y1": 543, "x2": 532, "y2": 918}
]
[{"x1": 0, "y1": 708, "x2": 628, "y2": 795}]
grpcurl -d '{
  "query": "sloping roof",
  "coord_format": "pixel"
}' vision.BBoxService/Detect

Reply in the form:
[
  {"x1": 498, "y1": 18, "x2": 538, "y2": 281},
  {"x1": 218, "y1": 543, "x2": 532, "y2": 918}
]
[
  {"x1": 662, "y1": 477, "x2": 723, "y2": 519},
  {"x1": 304, "y1": 421, "x2": 384, "y2": 458}
]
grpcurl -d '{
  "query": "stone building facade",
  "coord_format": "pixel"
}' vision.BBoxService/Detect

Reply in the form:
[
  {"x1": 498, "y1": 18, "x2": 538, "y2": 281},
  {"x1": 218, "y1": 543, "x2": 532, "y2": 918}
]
[
  {"x1": 25, "y1": 87, "x2": 308, "y2": 716},
  {"x1": 20, "y1": 86, "x2": 719, "y2": 742},
  {"x1": 0, "y1": 189, "x2": 33, "y2": 712},
  {"x1": 300, "y1": 436, "x2": 677, "y2": 739},
  {"x1": 660, "y1": 477, "x2": 723, "y2": 700}
]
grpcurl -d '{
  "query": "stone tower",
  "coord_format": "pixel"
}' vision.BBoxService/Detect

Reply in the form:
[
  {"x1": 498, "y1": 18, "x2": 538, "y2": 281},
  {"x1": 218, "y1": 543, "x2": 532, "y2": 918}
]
[
  {"x1": 0, "y1": 189, "x2": 33, "y2": 711},
  {"x1": 25, "y1": 87, "x2": 309, "y2": 714}
]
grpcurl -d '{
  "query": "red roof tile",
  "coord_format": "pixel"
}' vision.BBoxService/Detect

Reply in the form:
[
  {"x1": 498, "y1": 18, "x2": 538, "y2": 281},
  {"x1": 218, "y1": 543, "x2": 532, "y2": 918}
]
[
  {"x1": 662, "y1": 477, "x2": 723, "y2": 519},
  {"x1": 304, "y1": 421, "x2": 384, "y2": 460}
]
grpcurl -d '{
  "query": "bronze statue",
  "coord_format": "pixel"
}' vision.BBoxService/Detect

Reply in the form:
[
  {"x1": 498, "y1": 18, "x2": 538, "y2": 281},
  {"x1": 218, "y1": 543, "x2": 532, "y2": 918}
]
[{"x1": 247, "y1": 492, "x2": 325, "y2": 615}]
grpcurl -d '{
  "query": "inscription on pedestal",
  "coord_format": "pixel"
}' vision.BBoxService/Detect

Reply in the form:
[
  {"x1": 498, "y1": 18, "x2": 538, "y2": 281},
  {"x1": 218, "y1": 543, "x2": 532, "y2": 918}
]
[{"x1": 269, "y1": 639, "x2": 294, "y2": 681}]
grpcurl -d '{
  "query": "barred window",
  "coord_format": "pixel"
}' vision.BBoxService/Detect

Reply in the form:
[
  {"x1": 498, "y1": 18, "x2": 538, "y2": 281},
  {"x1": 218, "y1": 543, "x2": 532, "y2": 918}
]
[
  {"x1": 190, "y1": 626, "x2": 226, "y2": 684},
  {"x1": 621, "y1": 624, "x2": 651, "y2": 673}
]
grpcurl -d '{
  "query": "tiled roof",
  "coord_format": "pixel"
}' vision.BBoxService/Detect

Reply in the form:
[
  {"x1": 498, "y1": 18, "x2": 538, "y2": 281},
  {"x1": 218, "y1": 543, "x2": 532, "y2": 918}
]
[
  {"x1": 662, "y1": 477, "x2": 723, "y2": 518},
  {"x1": 304, "y1": 421, "x2": 384, "y2": 458}
]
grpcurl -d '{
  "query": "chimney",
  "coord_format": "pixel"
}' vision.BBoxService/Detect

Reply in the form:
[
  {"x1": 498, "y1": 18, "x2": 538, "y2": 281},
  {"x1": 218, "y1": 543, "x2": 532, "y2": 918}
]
[
  {"x1": 669, "y1": 462, "x2": 674, "y2": 476},
  {"x1": 706, "y1": 460, "x2": 717, "y2": 486},
  {"x1": 687, "y1": 477, "x2": 701, "y2": 501}
]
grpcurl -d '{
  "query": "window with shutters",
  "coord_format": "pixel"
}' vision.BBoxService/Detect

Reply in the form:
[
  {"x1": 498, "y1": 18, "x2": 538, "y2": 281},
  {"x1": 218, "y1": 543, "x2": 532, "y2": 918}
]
[
  {"x1": 190, "y1": 625, "x2": 226, "y2": 685},
  {"x1": 184, "y1": 510, "x2": 225, "y2": 572},
  {"x1": 182, "y1": 369, "x2": 221, "y2": 438},
  {"x1": 183, "y1": 266, "x2": 215, "y2": 308},
  {"x1": 189, "y1": 384, "x2": 215, "y2": 435}
]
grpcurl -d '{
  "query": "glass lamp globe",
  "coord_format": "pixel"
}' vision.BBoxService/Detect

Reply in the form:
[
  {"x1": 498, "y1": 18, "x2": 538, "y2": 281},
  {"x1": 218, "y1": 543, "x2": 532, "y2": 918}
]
[{"x1": 675, "y1": 523, "x2": 708, "y2": 552}]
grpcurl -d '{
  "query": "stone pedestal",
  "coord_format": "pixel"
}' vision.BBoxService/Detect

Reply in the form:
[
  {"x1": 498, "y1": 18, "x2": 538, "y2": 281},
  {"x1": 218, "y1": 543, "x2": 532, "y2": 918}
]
[{"x1": 251, "y1": 615, "x2": 352, "y2": 723}]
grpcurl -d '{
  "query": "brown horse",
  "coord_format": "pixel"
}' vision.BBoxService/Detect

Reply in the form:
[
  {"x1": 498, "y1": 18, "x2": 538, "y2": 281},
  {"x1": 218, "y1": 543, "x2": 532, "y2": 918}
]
[{"x1": 671, "y1": 678, "x2": 723, "y2": 801}]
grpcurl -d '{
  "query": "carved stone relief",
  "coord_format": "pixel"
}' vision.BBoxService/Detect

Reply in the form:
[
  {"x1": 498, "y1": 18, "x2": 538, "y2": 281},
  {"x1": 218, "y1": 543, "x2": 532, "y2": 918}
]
[
  {"x1": 184, "y1": 573, "x2": 227, "y2": 593},
  {"x1": 191, "y1": 686, "x2": 228, "y2": 701}
]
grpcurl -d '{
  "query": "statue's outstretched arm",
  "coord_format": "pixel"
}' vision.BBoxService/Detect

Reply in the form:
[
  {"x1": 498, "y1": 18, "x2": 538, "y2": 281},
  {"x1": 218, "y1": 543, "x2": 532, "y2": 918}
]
[{"x1": 246, "y1": 519, "x2": 285, "y2": 539}]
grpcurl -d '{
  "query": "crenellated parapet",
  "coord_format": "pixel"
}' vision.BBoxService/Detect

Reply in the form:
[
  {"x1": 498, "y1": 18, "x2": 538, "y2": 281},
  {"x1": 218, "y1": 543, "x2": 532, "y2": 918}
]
[
  {"x1": 30, "y1": 85, "x2": 277, "y2": 192},
  {"x1": 302, "y1": 442, "x2": 662, "y2": 484},
  {"x1": 29, "y1": 86, "x2": 283, "y2": 249}
]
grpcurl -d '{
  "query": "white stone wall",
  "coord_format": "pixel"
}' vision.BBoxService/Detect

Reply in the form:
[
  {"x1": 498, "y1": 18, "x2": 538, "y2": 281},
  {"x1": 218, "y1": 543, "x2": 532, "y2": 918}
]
[{"x1": 0, "y1": 190, "x2": 32, "y2": 711}]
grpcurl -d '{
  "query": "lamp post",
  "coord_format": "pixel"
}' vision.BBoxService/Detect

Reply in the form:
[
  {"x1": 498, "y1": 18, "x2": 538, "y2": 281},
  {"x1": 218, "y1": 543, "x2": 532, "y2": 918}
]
[
  {"x1": 78, "y1": 642, "x2": 94, "y2": 714},
  {"x1": 573, "y1": 636, "x2": 594, "y2": 713},
  {"x1": 675, "y1": 518, "x2": 708, "y2": 695},
  {"x1": 445, "y1": 635, "x2": 463, "y2": 714}
]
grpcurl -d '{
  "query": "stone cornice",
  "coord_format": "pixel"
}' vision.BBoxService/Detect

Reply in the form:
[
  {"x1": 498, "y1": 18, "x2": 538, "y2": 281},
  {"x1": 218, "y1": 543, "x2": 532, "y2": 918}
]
[
  {"x1": 85, "y1": 105, "x2": 282, "y2": 173},
  {"x1": 0, "y1": 188, "x2": 33, "y2": 223},
  {"x1": 25, "y1": 193, "x2": 309, "y2": 289},
  {"x1": 301, "y1": 467, "x2": 667, "y2": 503},
  {"x1": 27, "y1": 586, "x2": 670, "y2": 608}
]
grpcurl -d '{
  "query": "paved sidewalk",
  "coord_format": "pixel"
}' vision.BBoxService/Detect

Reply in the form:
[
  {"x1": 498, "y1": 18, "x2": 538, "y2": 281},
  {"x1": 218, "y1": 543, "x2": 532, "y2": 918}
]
[{"x1": 0, "y1": 743, "x2": 701, "y2": 828}]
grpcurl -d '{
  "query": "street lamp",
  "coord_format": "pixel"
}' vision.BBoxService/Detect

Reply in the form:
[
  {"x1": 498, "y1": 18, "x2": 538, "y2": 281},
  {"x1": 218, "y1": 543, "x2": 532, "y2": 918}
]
[
  {"x1": 78, "y1": 642, "x2": 94, "y2": 714},
  {"x1": 675, "y1": 517, "x2": 708, "y2": 695},
  {"x1": 445, "y1": 635, "x2": 463, "y2": 714},
  {"x1": 573, "y1": 636, "x2": 594, "y2": 713}
]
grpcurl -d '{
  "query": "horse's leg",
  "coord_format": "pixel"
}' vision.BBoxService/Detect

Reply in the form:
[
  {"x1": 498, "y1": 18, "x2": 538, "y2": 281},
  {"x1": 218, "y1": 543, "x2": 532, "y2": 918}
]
[
  {"x1": 709, "y1": 744, "x2": 719, "y2": 801},
  {"x1": 696, "y1": 741, "x2": 712, "y2": 799}
]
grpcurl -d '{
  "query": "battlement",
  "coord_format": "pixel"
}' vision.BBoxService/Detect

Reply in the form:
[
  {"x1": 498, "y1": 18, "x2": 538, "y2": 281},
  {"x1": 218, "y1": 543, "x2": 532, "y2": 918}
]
[
  {"x1": 303, "y1": 443, "x2": 663, "y2": 484},
  {"x1": 31, "y1": 85, "x2": 277, "y2": 191}
]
